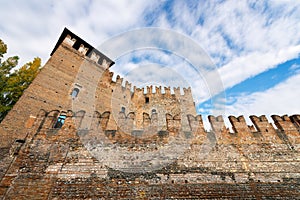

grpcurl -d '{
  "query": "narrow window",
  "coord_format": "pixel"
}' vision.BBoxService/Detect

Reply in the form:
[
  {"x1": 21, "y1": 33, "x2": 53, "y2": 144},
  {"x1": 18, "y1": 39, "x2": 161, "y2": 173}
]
[
  {"x1": 145, "y1": 97, "x2": 149, "y2": 104},
  {"x1": 53, "y1": 114, "x2": 66, "y2": 128},
  {"x1": 71, "y1": 88, "x2": 80, "y2": 98},
  {"x1": 121, "y1": 107, "x2": 126, "y2": 113}
]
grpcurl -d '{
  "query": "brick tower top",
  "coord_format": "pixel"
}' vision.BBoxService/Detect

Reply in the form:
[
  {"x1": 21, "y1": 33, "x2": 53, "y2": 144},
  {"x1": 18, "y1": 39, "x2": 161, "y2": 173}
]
[{"x1": 51, "y1": 27, "x2": 114, "y2": 68}]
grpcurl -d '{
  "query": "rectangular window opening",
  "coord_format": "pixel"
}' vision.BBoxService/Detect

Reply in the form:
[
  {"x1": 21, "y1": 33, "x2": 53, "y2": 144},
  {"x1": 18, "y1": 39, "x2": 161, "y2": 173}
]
[{"x1": 145, "y1": 97, "x2": 149, "y2": 104}]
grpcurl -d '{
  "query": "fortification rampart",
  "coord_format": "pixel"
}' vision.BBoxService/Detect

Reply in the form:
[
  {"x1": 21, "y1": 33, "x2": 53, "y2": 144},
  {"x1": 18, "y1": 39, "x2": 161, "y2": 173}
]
[
  {"x1": 21, "y1": 109, "x2": 300, "y2": 148},
  {"x1": 1, "y1": 108, "x2": 299, "y2": 198}
]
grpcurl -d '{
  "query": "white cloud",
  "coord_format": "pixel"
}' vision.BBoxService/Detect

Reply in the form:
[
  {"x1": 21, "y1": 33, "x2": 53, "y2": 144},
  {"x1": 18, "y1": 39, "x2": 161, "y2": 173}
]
[
  {"x1": 137, "y1": 1, "x2": 300, "y2": 114},
  {"x1": 193, "y1": 0, "x2": 300, "y2": 58},
  {"x1": 0, "y1": 0, "x2": 157, "y2": 66},
  {"x1": 290, "y1": 63, "x2": 300, "y2": 71},
  {"x1": 219, "y1": 45, "x2": 300, "y2": 89},
  {"x1": 224, "y1": 71, "x2": 300, "y2": 126}
]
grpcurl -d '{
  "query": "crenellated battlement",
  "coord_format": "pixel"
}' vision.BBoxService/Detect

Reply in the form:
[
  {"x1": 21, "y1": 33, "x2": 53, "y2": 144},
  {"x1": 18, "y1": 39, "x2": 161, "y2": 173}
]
[
  {"x1": 26, "y1": 109, "x2": 300, "y2": 147},
  {"x1": 107, "y1": 73, "x2": 193, "y2": 97},
  {"x1": 99, "y1": 69, "x2": 193, "y2": 102},
  {"x1": 101, "y1": 69, "x2": 193, "y2": 106},
  {"x1": 272, "y1": 114, "x2": 298, "y2": 132},
  {"x1": 51, "y1": 28, "x2": 115, "y2": 69}
]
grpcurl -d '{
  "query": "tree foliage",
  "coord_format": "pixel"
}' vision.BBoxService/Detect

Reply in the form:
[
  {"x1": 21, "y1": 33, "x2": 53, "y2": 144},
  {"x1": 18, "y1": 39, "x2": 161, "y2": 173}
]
[{"x1": 0, "y1": 39, "x2": 41, "y2": 122}]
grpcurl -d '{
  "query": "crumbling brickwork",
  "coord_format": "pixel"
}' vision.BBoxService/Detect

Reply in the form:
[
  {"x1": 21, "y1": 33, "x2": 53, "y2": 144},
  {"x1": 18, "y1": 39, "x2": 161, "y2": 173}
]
[{"x1": 0, "y1": 28, "x2": 299, "y2": 199}]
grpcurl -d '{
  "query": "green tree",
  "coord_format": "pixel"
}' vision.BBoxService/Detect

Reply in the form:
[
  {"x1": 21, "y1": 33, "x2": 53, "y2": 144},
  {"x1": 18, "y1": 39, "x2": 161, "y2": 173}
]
[{"x1": 0, "y1": 39, "x2": 41, "y2": 122}]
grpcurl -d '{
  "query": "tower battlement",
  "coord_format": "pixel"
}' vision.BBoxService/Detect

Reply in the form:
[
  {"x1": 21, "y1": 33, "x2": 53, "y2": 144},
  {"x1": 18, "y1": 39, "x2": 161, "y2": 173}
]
[
  {"x1": 23, "y1": 108, "x2": 300, "y2": 147},
  {"x1": 51, "y1": 28, "x2": 114, "y2": 68}
]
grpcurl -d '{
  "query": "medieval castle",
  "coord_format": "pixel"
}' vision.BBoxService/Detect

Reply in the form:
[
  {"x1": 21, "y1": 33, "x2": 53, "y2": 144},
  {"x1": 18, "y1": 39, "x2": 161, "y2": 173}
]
[{"x1": 0, "y1": 28, "x2": 299, "y2": 199}]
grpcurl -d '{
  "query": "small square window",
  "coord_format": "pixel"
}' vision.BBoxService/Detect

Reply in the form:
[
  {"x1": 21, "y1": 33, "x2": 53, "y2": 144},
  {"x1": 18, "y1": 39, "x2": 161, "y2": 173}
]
[
  {"x1": 71, "y1": 88, "x2": 80, "y2": 98},
  {"x1": 53, "y1": 114, "x2": 66, "y2": 128},
  {"x1": 121, "y1": 107, "x2": 126, "y2": 113}
]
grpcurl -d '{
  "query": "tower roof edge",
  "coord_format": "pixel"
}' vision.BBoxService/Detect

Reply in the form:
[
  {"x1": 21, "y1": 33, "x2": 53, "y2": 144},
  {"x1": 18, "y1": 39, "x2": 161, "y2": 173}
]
[{"x1": 50, "y1": 27, "x2": 115, "y2": 68}]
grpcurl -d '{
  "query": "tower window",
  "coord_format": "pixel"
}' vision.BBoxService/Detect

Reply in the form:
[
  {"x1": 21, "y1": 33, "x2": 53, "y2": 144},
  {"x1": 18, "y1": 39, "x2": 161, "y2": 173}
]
[
  {"x1": 121, "y1": 107, "x2": 126, "y2": 113},
  {"x1": 145, "y1": 97, "x2": 149, "y2": 104},
  {"x1": 71, "y1": 88, "x2": 80, "y2": 98},
  {"x1": 152, "y1": 109, "x2": 156, "y2": 114},
  {"x1": 53, "y1": 114, "x2": 66, "y2": 129}
]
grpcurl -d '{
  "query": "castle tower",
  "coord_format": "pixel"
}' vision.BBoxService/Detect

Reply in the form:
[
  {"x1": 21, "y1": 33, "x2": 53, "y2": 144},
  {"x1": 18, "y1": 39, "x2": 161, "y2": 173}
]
[{"x1": 0, "y1": 28, "x2": 114, "y2": 147}]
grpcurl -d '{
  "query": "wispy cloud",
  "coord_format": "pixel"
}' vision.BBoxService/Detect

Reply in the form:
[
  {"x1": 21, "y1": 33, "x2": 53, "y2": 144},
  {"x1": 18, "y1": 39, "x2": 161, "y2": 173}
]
[
  {"x1": 148, "y1": 0, "x2": 300, "y2": 119},
  {"x1": 219, "y1": 45, "x2": 300, "y2": 89},
  {"x1": 290, "y1": 63, "x2": 300, "y2": 72},
  {"x1": 0, "y1": 0, "x2": 158, "y2": 65},
  {"x1": 224, "y1": 71, "x2": 300, "y2": 125}
]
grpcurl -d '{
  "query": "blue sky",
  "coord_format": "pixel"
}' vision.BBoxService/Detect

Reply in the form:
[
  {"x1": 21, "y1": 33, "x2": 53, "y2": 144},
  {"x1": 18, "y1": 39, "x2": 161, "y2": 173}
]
[{"x1": 0, "y1": 0, "x2": 300, "y2": 128}]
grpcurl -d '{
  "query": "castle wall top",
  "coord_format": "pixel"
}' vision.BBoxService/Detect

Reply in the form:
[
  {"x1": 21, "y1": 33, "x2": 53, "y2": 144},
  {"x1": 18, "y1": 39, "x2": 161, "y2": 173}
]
[{"x1": 50, "y1": 27, "x2": 115, "y2": 68}]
